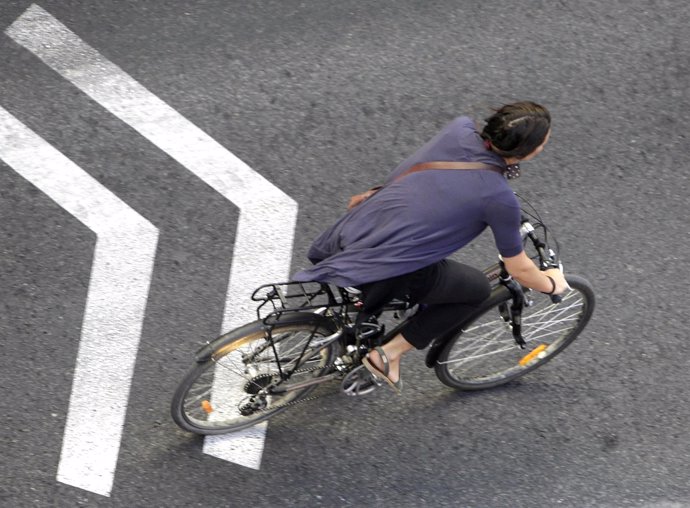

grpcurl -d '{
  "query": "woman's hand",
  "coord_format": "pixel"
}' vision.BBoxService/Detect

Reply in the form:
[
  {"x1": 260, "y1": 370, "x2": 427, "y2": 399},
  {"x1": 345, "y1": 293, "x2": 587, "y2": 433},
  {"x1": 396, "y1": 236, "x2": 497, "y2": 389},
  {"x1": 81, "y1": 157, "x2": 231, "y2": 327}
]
[
  {"x1": 502, "y1": 251, "x2": 568, "y2": 294},
  {"x1": 543, "y1": 267, "x2": 569, "y2": 295}
]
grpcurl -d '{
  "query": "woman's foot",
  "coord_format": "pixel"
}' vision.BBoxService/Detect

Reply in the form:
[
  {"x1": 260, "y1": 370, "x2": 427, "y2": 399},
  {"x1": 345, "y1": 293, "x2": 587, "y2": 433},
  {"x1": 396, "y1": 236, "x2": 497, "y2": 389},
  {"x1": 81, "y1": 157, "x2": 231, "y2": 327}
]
[
  {"x1": 366, "y1": 347, "x2": 401, "y2": 384},
  {"x1": 361, "y1": 333, "x2": 415, "y2": 393},
  {"x1": 362, "y1": 347, "x2": 403, "y2": 393}
]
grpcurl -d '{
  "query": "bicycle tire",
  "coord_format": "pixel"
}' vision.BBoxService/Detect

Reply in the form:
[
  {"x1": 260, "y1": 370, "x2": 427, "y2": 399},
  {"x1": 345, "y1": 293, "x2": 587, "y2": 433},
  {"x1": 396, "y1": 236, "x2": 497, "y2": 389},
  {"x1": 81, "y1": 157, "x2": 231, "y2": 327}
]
[
  {"x1": 171, "y1": 313, "x2": 339, "y2": 435},
  {"x1": 434, "y1": 274, "x2": 595, "y2": 390}
]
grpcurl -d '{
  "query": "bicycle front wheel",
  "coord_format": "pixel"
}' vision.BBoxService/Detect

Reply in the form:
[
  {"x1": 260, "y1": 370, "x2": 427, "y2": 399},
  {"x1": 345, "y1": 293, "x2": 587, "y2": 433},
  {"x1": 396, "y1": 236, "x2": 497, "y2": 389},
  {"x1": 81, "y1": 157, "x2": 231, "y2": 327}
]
[
  {"x1": 171, "y1": 314, "x2": 340, "y2": 435},
  {"x1": 434, "y1": 274, "x2": 595, "y2": 390}
]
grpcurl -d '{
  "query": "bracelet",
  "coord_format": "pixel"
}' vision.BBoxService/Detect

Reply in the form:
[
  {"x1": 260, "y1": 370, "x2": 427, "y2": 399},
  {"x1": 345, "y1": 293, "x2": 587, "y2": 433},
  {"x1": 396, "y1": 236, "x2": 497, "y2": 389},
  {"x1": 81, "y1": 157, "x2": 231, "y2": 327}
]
[{"x1": 544, "y1": 275, "x2": 556, "y2": 295}]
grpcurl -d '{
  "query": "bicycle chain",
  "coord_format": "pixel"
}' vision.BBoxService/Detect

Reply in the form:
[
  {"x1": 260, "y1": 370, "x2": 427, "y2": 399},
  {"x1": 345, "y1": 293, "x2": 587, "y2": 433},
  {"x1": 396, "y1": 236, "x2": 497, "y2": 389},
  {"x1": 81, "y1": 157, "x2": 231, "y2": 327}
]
[
  {"x1": 248, "y1": 392, "x2": 328, "y2": 413},
  {"x1": 243, "y1": 361, "x2": 345, "y2": 413}
]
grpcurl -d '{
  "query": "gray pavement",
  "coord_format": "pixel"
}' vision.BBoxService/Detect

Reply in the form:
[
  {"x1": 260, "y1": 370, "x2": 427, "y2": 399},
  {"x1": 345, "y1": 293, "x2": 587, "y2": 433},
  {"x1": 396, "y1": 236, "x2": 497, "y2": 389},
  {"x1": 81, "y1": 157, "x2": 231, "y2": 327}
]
[{"x1": 1, "y1": 1, "x2": 689, "y2": 506}]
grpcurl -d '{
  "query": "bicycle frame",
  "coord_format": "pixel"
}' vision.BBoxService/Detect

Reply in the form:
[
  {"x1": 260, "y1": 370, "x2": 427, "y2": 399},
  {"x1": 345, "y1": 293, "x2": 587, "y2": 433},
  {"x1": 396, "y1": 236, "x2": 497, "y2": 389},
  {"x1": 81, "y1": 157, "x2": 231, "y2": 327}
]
[
  {"x1": 211, "y1": 213, "x2": 558, "y2": 392},
  {"x1": 425, "y1": 217, "x2": 557, "y2": 367},
  {"x1": 170, "y1": 197, "x2": 594, "y2": 435}
]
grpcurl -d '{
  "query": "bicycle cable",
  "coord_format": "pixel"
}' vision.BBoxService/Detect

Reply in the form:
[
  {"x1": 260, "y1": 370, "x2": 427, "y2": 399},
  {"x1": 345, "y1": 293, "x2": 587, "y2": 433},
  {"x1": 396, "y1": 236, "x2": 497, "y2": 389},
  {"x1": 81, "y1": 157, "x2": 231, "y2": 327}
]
[{"x1": 515, "y1": 191, "x2": 561, "y2": 263}]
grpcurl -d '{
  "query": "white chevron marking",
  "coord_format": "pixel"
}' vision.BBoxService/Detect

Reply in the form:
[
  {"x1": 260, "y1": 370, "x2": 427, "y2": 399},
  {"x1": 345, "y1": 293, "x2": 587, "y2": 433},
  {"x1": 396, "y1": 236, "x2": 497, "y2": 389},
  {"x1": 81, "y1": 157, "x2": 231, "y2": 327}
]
[
  {"x1": 7, "y1": 3, "x2": 298, "y2": 485},
  {"x1": 0, "y1": 106, "x2": 159, "y2": 497}
]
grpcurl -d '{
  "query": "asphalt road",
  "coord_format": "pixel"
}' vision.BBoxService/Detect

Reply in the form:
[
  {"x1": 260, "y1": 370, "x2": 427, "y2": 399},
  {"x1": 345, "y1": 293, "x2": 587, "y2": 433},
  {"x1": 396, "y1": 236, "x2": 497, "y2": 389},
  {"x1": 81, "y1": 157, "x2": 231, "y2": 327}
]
[{"x1": 1, "y1": 1, "x2": 689, "y2": 507}]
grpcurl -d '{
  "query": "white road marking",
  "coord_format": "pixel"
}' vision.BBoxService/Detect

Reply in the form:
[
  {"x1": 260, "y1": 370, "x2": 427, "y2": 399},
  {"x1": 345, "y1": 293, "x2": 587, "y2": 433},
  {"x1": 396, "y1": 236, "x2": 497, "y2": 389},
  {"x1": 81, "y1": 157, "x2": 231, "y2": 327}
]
[
  {"x1": 0, "y1": 106, "x2": 159, "y2": 497},
  {"x1": 8, "y1": 3, "x2": 298, "y2": 479}
]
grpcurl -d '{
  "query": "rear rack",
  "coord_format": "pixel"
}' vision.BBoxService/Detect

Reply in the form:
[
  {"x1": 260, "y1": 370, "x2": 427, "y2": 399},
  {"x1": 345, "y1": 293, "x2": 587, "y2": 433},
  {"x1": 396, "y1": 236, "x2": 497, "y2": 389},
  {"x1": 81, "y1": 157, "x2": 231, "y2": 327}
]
[{"x1": 251, "y1": 281, "x2": 343, "y2": 324}]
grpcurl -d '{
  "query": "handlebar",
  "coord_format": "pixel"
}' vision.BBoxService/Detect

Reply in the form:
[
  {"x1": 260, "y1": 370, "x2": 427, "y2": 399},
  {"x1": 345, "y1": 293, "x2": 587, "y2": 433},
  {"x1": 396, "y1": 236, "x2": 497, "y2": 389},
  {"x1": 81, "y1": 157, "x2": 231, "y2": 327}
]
[
  {"x1": 549, "y1": 291, "x2": 563, "y2": 305},
  {"x1": 520, "y1": 218, "x2": 563, "y2": 304}
]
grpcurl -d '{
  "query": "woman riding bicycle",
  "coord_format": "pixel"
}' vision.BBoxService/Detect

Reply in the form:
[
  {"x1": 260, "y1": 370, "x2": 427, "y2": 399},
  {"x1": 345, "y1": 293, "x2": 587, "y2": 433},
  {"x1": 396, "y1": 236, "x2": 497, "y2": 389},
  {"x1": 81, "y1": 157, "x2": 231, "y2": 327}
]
[{"x1": 293, "y1": 101, "x2": 568, "y2": 393}]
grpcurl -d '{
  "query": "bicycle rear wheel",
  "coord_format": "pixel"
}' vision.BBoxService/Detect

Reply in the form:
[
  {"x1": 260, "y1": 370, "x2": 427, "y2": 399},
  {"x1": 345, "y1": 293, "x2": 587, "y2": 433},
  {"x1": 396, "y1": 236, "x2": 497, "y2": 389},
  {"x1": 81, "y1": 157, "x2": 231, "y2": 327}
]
[
  {"x1": 434, "y1": 274, "x2": 594, "y2": 390},
  {"x1": 171, "y1": 314, "x2": 339, "y2": 435}
]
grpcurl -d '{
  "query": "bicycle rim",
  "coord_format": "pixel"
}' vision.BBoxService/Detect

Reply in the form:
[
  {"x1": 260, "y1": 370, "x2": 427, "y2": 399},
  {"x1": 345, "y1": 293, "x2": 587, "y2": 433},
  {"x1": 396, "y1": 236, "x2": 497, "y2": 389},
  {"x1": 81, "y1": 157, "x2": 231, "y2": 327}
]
[
  {"x1": 435, "y1": 275, "x2": 594, "y2": 390},
  {"x1": 172, "y1": 319, "x2": 338, "y2": 434}
]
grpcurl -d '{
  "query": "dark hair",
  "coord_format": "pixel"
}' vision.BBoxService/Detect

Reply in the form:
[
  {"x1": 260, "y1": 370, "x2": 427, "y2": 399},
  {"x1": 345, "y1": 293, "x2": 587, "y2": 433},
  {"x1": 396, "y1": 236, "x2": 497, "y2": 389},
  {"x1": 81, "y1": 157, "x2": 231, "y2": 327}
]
[{"x1": 481, "y1": 101, "x2": 551, "y2": 159}]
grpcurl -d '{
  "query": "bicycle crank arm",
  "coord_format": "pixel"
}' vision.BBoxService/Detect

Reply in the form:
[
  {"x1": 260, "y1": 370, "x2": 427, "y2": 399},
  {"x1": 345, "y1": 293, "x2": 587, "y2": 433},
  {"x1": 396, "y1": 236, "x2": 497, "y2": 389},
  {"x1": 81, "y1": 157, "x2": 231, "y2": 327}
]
[{"x1": 268, "y1": 372, "x2": 341, "y2": 394}]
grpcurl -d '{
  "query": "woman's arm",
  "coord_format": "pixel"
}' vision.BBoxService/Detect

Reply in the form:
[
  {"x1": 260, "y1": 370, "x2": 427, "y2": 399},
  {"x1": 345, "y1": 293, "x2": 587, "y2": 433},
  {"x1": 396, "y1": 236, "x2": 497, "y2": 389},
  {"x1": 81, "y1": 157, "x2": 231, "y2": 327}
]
[{"x1": 502, "y1": 251, "x2": 568, "y2": 294}]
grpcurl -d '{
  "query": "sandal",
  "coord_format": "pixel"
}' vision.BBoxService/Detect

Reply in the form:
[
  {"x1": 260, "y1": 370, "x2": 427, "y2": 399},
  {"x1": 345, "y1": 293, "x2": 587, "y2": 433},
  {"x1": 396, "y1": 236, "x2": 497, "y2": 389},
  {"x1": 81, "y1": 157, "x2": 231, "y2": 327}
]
[{"x1": 362, "y1": 347, "x2": 403, "y2": 394}]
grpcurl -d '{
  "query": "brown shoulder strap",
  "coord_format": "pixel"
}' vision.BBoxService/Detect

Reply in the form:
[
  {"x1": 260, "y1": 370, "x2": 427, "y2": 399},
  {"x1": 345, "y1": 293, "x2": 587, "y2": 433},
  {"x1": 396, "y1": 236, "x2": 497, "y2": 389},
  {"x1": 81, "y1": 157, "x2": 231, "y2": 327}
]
[{"x1": 394, "y1": 161, "x2": 504, "y2": 182}]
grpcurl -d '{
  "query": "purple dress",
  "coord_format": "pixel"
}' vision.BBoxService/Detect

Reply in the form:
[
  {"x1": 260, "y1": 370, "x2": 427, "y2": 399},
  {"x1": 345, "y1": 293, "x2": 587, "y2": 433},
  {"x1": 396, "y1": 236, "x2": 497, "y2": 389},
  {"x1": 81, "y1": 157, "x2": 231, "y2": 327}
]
[{"x1": 293, "y1": 117, "x2": 524, "y2": 287}]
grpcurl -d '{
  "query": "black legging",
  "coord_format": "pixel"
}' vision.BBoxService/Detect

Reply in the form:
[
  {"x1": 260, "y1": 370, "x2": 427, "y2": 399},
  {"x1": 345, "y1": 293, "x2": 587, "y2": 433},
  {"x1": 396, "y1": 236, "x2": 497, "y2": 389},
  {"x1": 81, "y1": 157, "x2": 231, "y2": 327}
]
[{"x1": 358, "y1": 259, "x2": 491, "y2": 349}]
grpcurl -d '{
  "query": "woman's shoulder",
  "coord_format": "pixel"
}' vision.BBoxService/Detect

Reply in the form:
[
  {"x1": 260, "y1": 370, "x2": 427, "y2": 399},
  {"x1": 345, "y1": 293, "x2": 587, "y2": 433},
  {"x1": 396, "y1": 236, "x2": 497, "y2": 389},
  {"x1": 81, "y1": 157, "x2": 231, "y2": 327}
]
[
  {"x1": 442, "y1": 116, "x2": 485, "y2": 148},
  {"x1": 445, "y1": 116, "x2": 476, "y2": 130}
]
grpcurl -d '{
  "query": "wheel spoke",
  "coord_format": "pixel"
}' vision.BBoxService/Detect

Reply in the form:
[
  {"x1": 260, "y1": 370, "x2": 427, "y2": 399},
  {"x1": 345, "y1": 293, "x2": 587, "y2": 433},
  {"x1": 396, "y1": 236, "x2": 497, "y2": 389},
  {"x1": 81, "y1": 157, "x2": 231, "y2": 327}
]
[
  {"x1": 447, "y1": 325, "x2": 508, "y2": 362},
  {"x1": 436, "y1": 277, "x2": 593, "y2": 388},
  {"x1": 172, "y1": 321, "x2": 338, "y2": 433}
]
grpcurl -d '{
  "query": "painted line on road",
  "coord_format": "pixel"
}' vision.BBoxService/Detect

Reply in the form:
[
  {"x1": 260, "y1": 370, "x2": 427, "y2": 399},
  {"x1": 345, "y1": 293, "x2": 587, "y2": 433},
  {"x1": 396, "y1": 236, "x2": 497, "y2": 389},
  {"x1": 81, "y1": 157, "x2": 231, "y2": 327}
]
[
  {"x1": 0, "y1": 106, "x2": 159, "y2": 497},
  {"x1": 8, "y1": 3, "x2": 298, "y2": 478}
]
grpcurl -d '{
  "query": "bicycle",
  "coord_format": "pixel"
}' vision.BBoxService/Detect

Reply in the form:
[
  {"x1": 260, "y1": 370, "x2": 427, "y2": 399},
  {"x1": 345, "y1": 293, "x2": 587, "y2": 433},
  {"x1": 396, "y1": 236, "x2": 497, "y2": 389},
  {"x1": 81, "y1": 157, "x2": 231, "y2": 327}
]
[{"x1": 171, "y1": 199, "x2": 595, "y2": 435}]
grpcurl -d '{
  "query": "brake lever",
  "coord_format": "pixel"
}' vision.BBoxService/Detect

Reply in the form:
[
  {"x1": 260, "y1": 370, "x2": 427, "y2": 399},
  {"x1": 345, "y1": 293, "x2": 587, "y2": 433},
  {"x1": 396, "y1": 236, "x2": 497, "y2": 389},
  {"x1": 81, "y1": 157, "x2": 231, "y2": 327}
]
[
  {"x1": 546, "y1": 251, "x2": 568, "y2": 304},
  {"x1": 548, "y1": 259, "x2": 571, "y2": 304},
  {"x1": 524, "y1": 222, "x2": 570, "y2": 305},
  {"x1": 524, "y1": 228, "x2": 569, "y2": 304}
]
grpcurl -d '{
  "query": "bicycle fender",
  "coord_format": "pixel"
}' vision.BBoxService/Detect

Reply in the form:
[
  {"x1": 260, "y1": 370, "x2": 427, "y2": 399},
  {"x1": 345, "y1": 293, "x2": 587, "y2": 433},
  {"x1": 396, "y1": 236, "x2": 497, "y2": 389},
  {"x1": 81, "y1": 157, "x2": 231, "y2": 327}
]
[
  {"x1": 424, "y1": 284, "x2": 511, "y2": 368},
  {"x1": 193, "y1": 313, "x2": 338, "y2": 363}
]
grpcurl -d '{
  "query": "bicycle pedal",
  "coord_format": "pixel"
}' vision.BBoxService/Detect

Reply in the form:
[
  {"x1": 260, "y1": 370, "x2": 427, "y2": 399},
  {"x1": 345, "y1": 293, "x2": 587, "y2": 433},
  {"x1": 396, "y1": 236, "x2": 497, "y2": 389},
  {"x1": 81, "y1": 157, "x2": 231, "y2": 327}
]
[{"x1": 340, "y1": 364, "x2": 381, "y2": 396}]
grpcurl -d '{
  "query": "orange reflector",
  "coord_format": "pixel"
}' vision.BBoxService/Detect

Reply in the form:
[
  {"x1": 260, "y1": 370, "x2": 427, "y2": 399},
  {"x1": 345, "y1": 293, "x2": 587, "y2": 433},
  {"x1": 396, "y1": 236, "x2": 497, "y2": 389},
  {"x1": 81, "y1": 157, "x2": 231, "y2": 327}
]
[
  {"x1": 519, "y1": 344, "x2": 547, "y2": 367},
  {"x1": 201, "y1": 400, "x2": 213, "y2": 414}
]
